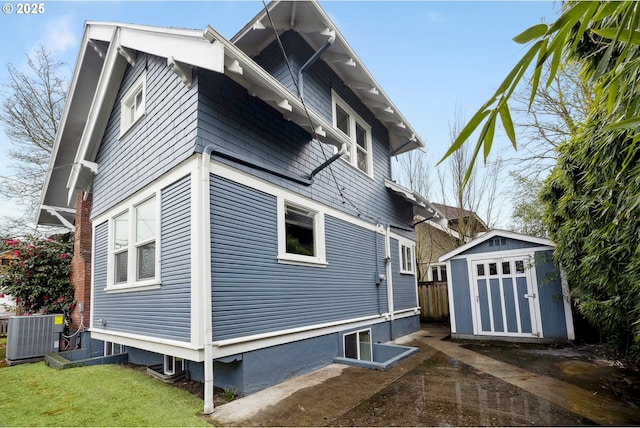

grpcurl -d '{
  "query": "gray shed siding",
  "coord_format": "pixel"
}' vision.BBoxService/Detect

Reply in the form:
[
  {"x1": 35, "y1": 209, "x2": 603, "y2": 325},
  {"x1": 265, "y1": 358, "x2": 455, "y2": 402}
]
[
  {"x1": 92, "y1": 176, "x2": 192, "y2": 341},
  {"x1": 210, "y1": 175, "x2": 390, "y2": 341},
  {"x1": 534, "y1": 250, "x2": 568, "y2": 339},
  {"x1": 459, "y1": 236, "x2": 546, "y2": 256},
  {"x1": 196, "y1": 32, "x2": 413, "y2": 230},
  {"x1": 450, "y1": 258, "x2": 474, "y2": 334},
  {"x1": 92, "y1": 53, "x2": 199, "y2": 218}
]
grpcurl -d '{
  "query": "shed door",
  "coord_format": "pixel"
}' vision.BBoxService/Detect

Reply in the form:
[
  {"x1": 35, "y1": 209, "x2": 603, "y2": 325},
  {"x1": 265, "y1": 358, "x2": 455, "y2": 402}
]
[{"x1": 471, "y1": 257, "x2": 540, "y2": 337}]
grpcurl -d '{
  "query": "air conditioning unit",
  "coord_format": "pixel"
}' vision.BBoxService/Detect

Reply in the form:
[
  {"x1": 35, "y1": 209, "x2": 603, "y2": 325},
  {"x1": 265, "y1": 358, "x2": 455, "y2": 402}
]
[{"x1": 6, "y1": 314, "x2": 65, "y2": 365}]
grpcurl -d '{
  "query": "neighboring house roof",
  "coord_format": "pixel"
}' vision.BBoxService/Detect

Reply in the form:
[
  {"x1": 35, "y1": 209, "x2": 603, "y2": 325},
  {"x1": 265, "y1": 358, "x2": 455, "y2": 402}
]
[
  {"x1": 430, "y1": 202, "x2": 489, "y2": 234},
  {"x1": 37, "y1": 0, "x2": 425, "y2": 229},
  {"x1": 438, "y1": 229, "x2": 554, "y2": 262}
]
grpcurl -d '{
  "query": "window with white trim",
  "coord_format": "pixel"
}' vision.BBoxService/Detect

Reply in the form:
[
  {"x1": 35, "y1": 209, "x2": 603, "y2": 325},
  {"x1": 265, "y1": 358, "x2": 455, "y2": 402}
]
[
  {"x1": 399, "y1": 240, "x2": 415, "y2": 274},
  {"x1": 120, "y1": 72, "x2": 146, "y2": 136},
  {"x1": 344, "y1": 329, "x2": 372, "y2": 361},
  {"x1": 163, "y1": 355, "x2": 184, "y2": 375},
  {"x1": 430, "y1": 264, "x2": 447, "y2": 282},
  {"x1": 332, "y1": 91, "x2": 373, "y2": 176},
  {"x1": 108, "y1": 194, "x2": 159, "y2": 290},
  {"x1": 277, "y1": 198, "x2": 326, "y2": 267}
]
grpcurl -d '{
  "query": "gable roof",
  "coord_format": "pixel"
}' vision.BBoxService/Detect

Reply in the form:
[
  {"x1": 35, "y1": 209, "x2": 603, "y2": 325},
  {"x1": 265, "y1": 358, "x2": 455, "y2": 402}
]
[
  {"x1": 232, "y1": 1, "x2": 423, "y2": 156},
  {"x1": 36, "y1": 1, "x2": 425, "y2": 229},
  {"x1": 438, "y1": 229, "x2": 554, "y2": 262}
]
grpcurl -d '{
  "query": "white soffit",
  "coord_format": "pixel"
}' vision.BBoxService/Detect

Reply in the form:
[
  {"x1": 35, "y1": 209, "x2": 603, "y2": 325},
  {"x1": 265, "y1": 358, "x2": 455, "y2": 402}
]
[{"x1": 232, "y1": 0, "x2": 424, "y2": 156}]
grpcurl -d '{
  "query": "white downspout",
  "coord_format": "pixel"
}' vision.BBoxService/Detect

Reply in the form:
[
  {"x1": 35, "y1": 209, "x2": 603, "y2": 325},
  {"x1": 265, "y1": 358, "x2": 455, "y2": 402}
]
[
  {"x1": 385, "y1": 225, "x2": 395, "y2": 338},
  {"x1": 201, "y1": 146, "x2": 215, "y2": 414}
]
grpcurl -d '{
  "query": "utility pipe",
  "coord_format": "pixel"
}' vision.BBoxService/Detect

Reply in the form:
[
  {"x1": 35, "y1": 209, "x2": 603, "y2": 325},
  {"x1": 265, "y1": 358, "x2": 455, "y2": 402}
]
[
  {"x1": 298, "y1": 31, "x2": 335, "y2": 101},
  {"x1": 202, "y1": 145, "x2": 215, "y2": 414}
]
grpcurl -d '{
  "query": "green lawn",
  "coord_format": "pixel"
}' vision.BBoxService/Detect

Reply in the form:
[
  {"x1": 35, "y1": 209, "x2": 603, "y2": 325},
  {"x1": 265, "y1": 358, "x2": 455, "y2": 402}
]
[{"x1": 0, "y1": 357, "x2": 211, "y2": 427}]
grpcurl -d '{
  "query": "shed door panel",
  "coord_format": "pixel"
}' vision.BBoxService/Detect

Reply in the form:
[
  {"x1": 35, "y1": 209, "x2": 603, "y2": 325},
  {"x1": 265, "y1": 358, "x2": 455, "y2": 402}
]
[{"x1": 472, "y1": 257, "x2": 538, "y2": 337}]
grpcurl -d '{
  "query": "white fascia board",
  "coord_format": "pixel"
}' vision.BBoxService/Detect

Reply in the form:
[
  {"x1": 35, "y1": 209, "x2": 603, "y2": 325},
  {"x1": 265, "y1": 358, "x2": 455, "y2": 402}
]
[
  {"x1": 118, "y1": 26, "x2": 224, "y2": 75},
  {"x1": 67, "y1": 27, "x2": 128, "y2": 204},
  {"x1": 307, "y1": 5, "x2": 424, "y2": 153},
  {"x1": 37, "y1": 26, "x2": 96, "y2": 225},
  {"x1": 439, "y1": 229, "x2": 554, "y2": 262}
]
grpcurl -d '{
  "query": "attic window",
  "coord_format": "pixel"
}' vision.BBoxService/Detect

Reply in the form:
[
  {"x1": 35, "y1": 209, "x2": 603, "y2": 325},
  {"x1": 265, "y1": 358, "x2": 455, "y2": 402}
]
[
  {"x1": 332, "y1": 91, "x2": 372, "y2": 177},
  {"x1": 120, "y1": 72, "x2": 146, "y2": 136}
]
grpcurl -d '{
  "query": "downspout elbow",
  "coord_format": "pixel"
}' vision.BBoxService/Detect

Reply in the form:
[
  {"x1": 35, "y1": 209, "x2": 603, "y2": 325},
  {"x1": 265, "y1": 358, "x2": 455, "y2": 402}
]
[
  {"x1": 298, "y1": 31, "x2": 335, "y2": 101},
  {"x1": 309, "y1": 144, "x2": 346, "y2": 181}
]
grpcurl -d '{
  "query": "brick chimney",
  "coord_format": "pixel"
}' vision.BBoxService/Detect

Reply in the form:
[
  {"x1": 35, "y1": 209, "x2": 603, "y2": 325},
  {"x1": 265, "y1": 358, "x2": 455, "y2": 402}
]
[{"x1": 69, "y1": 191, "x2": 92, "y2": 331}]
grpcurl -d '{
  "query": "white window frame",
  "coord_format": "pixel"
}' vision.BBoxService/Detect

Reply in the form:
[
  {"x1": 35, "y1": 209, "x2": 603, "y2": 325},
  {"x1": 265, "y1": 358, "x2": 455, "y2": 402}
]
[
  {"x1": 343, "y1": 329, "x2": 372, "y2": 361},
  {"x1": 277, "y1": 197, "x2": 327, "y2": 267},
  {"x1": 399, "y1": 239, "x2": 416, "y2": 275},
  {"x1": 430, "y1": 263, "x2": 447, "y2": 282},
  {"x1": 163, "y1": 355, "x2": 184, "y2": 375},
  {"x1": 331, "y1": 90, "x2": 373, "y2": 177},
  {"x1": 120, "y1": 71, "x2": 146, "y2": 136},
  {"x1": 106, "y1": 191, "x2": 161, "y2": 292}
]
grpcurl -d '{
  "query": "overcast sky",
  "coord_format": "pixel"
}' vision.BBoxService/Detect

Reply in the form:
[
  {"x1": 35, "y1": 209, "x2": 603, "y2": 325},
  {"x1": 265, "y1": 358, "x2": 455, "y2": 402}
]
[{"x1": 0, "y1": 1, "x2": 560, "y2": 231}]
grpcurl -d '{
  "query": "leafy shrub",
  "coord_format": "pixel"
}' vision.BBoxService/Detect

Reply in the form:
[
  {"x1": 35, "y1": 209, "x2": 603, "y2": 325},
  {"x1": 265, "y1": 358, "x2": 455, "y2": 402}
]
[{"x1": 0, "y1": 234, "x2": 75, "y2": 323}]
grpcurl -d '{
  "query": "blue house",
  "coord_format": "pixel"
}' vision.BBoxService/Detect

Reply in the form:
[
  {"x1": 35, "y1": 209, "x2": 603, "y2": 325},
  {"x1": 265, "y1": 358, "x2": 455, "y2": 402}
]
[
  {"x1": 439, "y1": 230, "x2": 575, "y2": 343},
  {"x1": 36, "y1": 1, "x2": 428, "y2": 411}
]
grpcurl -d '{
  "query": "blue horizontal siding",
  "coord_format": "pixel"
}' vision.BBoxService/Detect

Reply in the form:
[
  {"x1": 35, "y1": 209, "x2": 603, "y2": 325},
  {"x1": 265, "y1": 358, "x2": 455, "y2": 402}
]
[
  {"x1": 92, "y1": 176, "x2": 192, "y2": 342},
  {"x1": 390, "y1": 237, "x2": 418, "y2": 311},
  {"x1": 93, "y1": 53, "x2": 198, "y2": 218},
  {"x1": 196, "y1": 32, "x2": 414, "y2": 231},
  {"x1": 210, "y1": 175, "x2": 389, "y2": 341}
]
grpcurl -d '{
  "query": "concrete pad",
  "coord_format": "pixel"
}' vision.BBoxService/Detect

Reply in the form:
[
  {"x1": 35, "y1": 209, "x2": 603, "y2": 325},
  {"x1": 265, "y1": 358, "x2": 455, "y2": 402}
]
[{"x1": 209, "y1": 363, "x2": 347, "y2": 425}]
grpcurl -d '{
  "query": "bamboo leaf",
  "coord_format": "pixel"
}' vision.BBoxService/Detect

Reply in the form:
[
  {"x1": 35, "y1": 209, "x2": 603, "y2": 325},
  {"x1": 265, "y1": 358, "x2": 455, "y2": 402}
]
[
  {"x1": 570, "y1": 2, "x2": 600, "y2": 52},
  {"x1": 495, "y1": 40, "x2": 544, "y2": 96},
  {"x1": 529, "y1": 38, "x2": 548, "y2": 110},
  {"x1": 498, "y1": 100, "x2": 517, "y2": 149},
  {"x1": 483, "y1": 113, "x2": 497, "y2": 162},
  {"x1": 549, "y1": 1, "x2": 593, "y2": 33},
  {"x1": 604, "y1": 117, "x2": 640, "y2": 131},
  {"x1": 592, "y1": 28, "x2": 640, "y2": 45},
  {"x1": 437, "y1": 109, "x2": 491, "y2": 165},
  {"x1": 513, "y1": 23, "x2": 549, "y2": 44}
]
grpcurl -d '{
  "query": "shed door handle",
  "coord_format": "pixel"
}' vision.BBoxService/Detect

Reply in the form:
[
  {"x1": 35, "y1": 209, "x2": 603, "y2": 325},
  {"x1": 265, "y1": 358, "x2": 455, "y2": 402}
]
[{"x1": 524, "y1": 293, "x2": 536, "y2": 299}]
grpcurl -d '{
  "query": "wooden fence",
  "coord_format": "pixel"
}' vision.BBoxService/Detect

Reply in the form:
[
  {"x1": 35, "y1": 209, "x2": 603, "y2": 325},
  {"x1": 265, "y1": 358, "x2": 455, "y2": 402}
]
[{"x1": 418, "y1": 282, "x2": 450, "y2": 322}]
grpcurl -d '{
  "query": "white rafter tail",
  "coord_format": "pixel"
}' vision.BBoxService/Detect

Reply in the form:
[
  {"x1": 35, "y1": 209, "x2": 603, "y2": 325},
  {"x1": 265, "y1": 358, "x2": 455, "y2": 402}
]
[
  {"x1": 368, "y1": 86, "x2": 379, "y2": 95},
  {"x1": 117, "y1": 46, "x2": 136, "y2": 66},
  {"x1": 80, "y1": 160, "x2": 99, "y2": 174},
  {"x1": 225, "y1": 57, "x2": 243, "y2": 75},
  {"x1": 381, "y1": 105, "x2": 394, "y2": 115},
  {"x1": 396, "y1": 121, "x2": 406, "y2": 129},
  {"x1": 277, "y1": 98, "x2": 292, "y2": 112},
  {"x1": 252, "y1": 20, "x2": 267, "y2": 30},
  {"x1": 88, "y1": 39, "x2": 106, "y2": 58},
  {"x1": 168, "y1": 56, "x2": 193, "y2": 88},
  {"x1": 320, "y1": 27, "x2": 335, "y2": 39},
  {"x1": 314, "y1": 125, "x2": 326, "y2": 138}
]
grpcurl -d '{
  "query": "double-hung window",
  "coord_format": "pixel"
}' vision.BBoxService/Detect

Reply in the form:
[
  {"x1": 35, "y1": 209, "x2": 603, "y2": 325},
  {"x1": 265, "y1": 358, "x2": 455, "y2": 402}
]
[
  {"x1": 120, "y1": 72, "x2": 146, "y2": 136},
  {"x1": 277, "y1": 198, "x2": 326, "y2": 267},
  {"x1": 109, "y1": 195, "x2": 159, "y2": 290},
  {"x1": 399, "y1": 240, "x2": 415, "y2": 275},
  {"x1": 332, "y1": 91, "x2": 373, "y2": 176}
]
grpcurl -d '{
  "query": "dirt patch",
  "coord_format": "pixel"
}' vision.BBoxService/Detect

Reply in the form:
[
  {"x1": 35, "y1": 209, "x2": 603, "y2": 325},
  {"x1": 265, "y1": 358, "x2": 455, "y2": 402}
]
[
  {"x1": 460, "y1": 341, "x2": 640, "y2": 410},
  {"x1": 124, "y1": 363, "x2": 232, "y2": 407}
]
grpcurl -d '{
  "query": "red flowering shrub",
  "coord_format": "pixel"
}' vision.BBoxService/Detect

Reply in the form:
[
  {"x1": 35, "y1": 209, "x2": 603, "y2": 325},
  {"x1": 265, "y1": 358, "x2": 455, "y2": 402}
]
[{"x1": 0, "y1": 234, "x2": 75, "y2": 323}]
